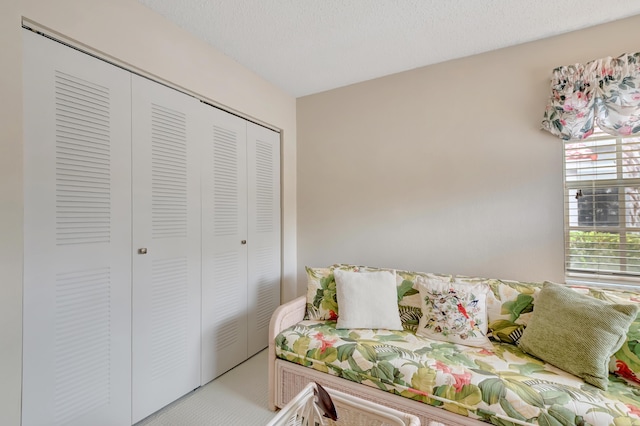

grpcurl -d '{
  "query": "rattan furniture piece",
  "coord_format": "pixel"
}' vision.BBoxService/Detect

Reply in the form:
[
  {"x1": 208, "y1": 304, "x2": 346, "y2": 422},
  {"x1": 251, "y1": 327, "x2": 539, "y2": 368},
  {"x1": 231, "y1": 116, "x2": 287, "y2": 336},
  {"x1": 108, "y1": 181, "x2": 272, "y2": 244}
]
[{"x1": 267, "y1": 382, "x2": 420, "y2": 426}]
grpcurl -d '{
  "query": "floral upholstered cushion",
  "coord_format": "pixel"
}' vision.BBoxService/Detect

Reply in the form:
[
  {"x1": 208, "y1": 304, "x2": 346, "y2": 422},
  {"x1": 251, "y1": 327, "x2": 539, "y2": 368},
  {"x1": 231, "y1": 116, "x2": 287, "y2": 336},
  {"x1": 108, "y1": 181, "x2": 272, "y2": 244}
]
[
  {"x1": 275, "y1": 320, "x2": 640, "y2": 425},
  {"x1": 611, "y1": 310, "x2": 640, "y2": 386},
  {"x1": 416, "y1": 277, "x2": 492, "y2": 349},
  {"x1": 305, "y1": 266, "x2": 338, "y2": 321},
  {"x1": 482, "y1": 278, "x2": 542, "y2": 345}
]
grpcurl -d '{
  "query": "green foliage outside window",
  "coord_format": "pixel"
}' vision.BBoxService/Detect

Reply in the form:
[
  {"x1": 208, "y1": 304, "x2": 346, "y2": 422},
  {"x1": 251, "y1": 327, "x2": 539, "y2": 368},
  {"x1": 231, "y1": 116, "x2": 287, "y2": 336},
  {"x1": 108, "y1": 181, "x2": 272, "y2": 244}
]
[{"x1": 569, "y1": 231, "x2": 640, "y2": 274}]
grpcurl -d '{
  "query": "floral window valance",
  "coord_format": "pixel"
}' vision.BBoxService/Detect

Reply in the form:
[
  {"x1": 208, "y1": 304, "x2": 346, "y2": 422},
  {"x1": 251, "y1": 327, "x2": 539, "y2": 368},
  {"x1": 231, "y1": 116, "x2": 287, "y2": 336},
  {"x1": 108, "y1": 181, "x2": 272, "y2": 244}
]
[{"x1": 541, "y1": 52, "x2": 640, "y2": 141}]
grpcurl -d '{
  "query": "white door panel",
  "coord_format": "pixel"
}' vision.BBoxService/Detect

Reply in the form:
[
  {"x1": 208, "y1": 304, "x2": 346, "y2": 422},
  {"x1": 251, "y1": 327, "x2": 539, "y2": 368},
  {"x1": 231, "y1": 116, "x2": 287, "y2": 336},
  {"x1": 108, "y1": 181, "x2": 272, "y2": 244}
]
[
  {"x1": 22, "y1": 29, "x2": 132, "y2": 426},
  {"x1": 131, "y1": 75, "x2": 202, "y2": 423},
  {"x1": 201, "y1": 106, "x2": 248, "y2": 384},
  {"x1": 247, "y1": 124, "x2": 281, "y2": 356}
]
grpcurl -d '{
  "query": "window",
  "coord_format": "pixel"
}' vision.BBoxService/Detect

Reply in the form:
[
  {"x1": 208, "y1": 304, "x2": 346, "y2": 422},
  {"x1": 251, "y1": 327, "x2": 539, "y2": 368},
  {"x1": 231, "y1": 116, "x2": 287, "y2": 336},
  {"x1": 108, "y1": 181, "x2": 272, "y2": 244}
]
[{"x1": 564, "y1": 130, "x2": 640, "y2": 281}]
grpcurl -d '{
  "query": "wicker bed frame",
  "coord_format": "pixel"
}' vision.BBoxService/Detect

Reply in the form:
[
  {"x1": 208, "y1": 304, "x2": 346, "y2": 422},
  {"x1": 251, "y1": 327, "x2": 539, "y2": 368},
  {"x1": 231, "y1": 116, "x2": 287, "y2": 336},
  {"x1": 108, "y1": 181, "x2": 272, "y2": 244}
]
[{"x1": 268, "y1": 296, "x2": 488, "y2": 426}]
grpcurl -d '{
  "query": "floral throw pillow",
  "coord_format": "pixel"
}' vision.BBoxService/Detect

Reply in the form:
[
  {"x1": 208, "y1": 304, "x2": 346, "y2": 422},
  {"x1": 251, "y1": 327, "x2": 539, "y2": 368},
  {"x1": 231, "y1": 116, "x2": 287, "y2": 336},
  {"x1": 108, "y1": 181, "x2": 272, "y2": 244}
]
[
  {"x1": 610, "y1": 311, "x2": 640, "y2": 386},
  {"x1": 305, "y1": 266, "x2": 338, "y2": 320},
  {"x1": 416, "y1": 276, "x2": 493, "y2": 349},
  {"x1": 484, "y1": 279, "x2": 542, "y2": 345}
]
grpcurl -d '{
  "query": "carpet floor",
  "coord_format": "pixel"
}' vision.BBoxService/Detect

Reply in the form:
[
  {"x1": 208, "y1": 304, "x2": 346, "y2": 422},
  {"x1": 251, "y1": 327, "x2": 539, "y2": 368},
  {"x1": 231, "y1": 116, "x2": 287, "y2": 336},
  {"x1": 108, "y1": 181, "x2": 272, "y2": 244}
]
[{"x1": 136, "y1": 349, "x2": 276, "y2": 425}]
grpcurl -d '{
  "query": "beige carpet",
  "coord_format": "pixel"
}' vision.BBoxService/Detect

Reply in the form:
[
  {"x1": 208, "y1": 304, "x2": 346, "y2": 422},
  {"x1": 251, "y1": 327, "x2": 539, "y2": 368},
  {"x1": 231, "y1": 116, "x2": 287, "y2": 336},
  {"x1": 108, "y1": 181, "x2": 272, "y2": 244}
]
[{"x1": 136, "y1": 349, "x2": 276, "y2": 425}]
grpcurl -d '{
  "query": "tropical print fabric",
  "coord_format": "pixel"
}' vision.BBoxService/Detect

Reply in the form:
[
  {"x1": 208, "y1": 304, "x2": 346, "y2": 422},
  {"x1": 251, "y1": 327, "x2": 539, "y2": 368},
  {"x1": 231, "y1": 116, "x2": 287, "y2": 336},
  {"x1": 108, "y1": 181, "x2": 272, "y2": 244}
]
[
  {"x1": 305, "y1": 266, "x2": 338, "y2": 321},
  {"x1": 541, "y1": 51, "x2": 640, "y2": 141},
  {"x1": 275, "y1": 320, "x2": 640, "y2": 425},
  {"x1": 307, "y1": 266, "x2": 543, "y2": 337},
  {"x1": 483, "y1": 279, "x2": 542, "y2": 345},
  {"x1": 305, "y1": 264, "x2": 640, "y2": 388}
]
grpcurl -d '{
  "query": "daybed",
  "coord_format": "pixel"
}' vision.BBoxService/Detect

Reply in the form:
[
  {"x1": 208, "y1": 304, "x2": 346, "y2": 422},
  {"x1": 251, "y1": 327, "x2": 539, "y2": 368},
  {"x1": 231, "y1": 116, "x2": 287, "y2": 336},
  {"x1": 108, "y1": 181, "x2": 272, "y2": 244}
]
[{"x1": 268, "y1": 264, "x2": 640, "y2": 426}]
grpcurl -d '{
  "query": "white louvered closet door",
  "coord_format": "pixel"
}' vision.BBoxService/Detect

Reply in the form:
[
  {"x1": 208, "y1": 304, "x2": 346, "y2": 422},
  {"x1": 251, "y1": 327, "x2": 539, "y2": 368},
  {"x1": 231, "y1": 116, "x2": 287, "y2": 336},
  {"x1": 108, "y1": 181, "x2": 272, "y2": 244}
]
[
  {"x1": 247, "y1": 124, "x2": 281, "y2": 356},
  {"x1": 22, "y1": 30, "x2": 132, "y2": 426},
  {"x1": 131, "y1": 75, "x2": 202, "y2": 423},
  {"x1": 201, "y1": 106, "x2": 249, "y2": 384}
]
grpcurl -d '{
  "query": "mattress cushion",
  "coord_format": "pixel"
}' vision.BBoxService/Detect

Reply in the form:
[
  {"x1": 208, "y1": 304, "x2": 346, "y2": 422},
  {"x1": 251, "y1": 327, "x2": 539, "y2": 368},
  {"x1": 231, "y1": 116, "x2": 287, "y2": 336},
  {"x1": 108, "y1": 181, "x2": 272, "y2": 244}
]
[{"x1": 275, "y1": 320, "x2": 640, "y2": 425}]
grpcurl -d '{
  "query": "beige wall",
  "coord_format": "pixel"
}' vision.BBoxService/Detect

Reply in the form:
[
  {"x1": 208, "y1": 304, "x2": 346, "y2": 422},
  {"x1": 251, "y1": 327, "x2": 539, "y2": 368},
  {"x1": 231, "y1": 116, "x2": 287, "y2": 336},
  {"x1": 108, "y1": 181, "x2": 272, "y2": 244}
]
[
  {"x1": 297, "y1": 15, "x2": 640, "y2": 291},
  {"x1": 1, "y1": 1, "x2": 296, "y2": 424}
]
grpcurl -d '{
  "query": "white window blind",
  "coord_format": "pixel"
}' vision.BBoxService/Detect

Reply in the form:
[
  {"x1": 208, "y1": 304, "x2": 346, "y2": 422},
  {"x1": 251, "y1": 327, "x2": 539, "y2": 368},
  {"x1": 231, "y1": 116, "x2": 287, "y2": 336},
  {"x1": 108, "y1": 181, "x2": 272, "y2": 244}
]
[{"x1": 564, "y1": 130, "x2": 640, "y2": 281}]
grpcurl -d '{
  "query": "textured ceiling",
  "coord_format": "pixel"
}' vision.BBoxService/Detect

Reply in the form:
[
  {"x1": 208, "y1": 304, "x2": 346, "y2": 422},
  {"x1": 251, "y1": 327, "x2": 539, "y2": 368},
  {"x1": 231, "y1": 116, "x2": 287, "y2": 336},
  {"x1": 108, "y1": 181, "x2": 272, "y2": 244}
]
[{"x1": 137, "y1": 0, "x2": 640, "y2": 97}]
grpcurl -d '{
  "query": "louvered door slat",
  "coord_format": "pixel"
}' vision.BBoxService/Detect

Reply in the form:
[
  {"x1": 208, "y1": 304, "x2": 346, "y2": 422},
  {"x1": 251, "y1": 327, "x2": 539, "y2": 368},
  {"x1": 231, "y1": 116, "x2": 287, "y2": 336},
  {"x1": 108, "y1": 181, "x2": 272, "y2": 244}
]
[
  {"x1": 22, "y1": 29, "x2": 132, "y2": 426},
  {"x1": 55, "y1": 68, "x2": 113, "y2": 246},
  {"x1": 150, "y1": 103, "x2": 189, "y2": 240}
]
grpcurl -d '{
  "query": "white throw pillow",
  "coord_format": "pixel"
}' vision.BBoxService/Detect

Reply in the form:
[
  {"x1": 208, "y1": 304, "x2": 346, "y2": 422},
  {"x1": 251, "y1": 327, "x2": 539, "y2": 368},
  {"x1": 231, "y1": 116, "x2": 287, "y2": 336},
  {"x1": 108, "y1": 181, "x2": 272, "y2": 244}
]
[
  {"x1": 416, "y1": 276, "x2": 493, "y2": 349},
  {"x1": 334, "y1": 269, "x2": 403, "y2": 330}
]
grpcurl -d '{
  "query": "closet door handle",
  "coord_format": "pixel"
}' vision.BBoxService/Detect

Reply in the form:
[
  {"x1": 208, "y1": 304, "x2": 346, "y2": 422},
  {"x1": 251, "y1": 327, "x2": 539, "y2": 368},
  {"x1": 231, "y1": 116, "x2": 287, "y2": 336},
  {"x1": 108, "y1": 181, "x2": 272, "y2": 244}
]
[
  {"x1": 138, "y1": 248, "x2": 148, "y2": 254},
  {"x1": 241, "y1": 240, "x2": 247, "y2": 245}
]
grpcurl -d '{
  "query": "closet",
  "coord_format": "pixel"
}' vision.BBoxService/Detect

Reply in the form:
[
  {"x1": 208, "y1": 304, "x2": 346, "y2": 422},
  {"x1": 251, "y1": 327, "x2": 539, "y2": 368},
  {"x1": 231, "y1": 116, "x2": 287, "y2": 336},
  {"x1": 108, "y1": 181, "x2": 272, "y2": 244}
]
[{"x1": 22, "y1": 28, "x2": 280, "y2": 426}]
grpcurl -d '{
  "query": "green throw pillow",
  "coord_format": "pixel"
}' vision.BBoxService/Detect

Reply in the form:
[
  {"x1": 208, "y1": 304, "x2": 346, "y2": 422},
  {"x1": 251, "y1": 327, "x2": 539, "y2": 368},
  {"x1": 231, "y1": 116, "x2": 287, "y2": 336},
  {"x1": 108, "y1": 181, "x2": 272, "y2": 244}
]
[{"x1": 518, "y1": 281, "x2": 639, "y2": 390}]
